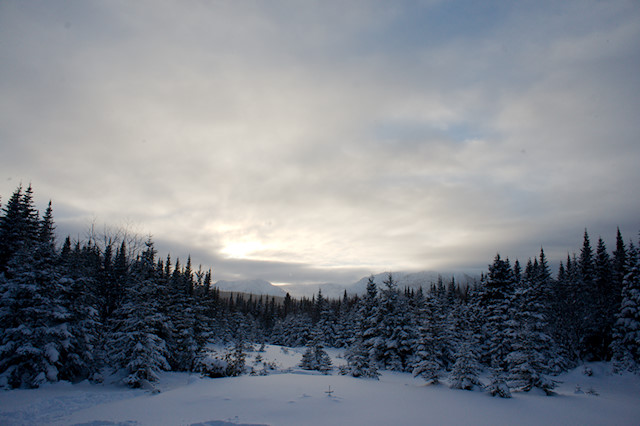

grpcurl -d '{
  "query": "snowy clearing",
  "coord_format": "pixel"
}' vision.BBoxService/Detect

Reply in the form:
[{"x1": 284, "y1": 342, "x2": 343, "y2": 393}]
[{"x1": 1, "y1": 345, "x2": 639, "y2": 426}]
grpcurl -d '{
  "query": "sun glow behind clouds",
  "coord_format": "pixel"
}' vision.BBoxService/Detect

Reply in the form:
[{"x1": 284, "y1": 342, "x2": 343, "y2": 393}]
[{"x1": 221, "y1": 240, "x2": 265, "y2": 260}]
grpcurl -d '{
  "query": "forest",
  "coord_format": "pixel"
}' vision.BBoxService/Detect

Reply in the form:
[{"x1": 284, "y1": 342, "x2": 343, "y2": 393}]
[{"x1": 0, "y1": 185, "x2": 638, "y2": 397}]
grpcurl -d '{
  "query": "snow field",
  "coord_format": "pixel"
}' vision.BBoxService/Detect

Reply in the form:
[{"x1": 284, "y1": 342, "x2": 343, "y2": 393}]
[{"x1": 1, "y1": 345, "x2": 639, "y2": 426}]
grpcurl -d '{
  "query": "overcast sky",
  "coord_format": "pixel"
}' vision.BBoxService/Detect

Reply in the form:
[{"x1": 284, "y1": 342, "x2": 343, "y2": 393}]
[{"x1": 1, "y1": 0, "x2": 639, "y2": 285}]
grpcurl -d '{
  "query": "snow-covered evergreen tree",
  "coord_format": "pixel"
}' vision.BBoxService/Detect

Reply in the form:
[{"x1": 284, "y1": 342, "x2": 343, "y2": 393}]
[
  {"x1": 224, "y1": 340, "x2": 247, "y2": 376},
  {"x1": 333, "y1": 291, "x2": 356, "y2": 348},
  {"x1": 300, "y1": 331, "x2": 332, "y2": 374},
  {"x1": 271, "y1": 313, "x2": 313, "y2": 347},
  {"x1": 314, "y1": 289, "x2": 336, "y2": 347},
  {"x1": 107, "y1": 239, "x2": 170, "y2": 389},
  {"x1": 343, "y1": 276, "x2": 379, "y2": 378},
  {"x1": 550, "y1": 253, "x2": 582, "y2": 366},
  {"x1": 613, "y1": 228, "x2": 629, "y2": 293},
  {"x1": 0, "y1": 197, "x2": 97, "y2": 387},
  {"x1": 165, "y1": 257, "x2": 203, "y2": 371},
  {"x1": 449, "y1": 338, "x2": 482, "y2": 391},
  {"x1": 506, "y1": 250, "x2": 556, "y2": 394},
  {"x1": 577, "y1": 230, "x2": 601, "y2": 359},
  {"x1": 373, "y1": 274, "x2": 416, "y2": 372},
  {"x1": 594, "y1": 237, "x2": 616, "y2": 358},
  {"x1": 486, "y1": 369, "x2": 512, "y2": 398},
  {"x1": 478, "y1": 254, "x2": 516, "y2": 370},
  {"x1": 411, "y1": 293, "x2": 443, "y2": 384},
  {"x1": 0, "y1": 186, "x2": 39, "y2": 276},
  {"x1": 447, "y1": 295, "x2": 483, "y2": 391},
  {"x1": 610, "y1": 241, "x2": 640, "y2": 371},
  {"x1": 342, "y1": 338, "x2": 379, "y2": 379}
]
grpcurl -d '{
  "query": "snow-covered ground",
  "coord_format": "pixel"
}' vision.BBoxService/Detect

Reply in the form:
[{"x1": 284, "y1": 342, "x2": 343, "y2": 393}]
[{"x1": 1, "y1": 345, "x2": 639, "y2": 426}]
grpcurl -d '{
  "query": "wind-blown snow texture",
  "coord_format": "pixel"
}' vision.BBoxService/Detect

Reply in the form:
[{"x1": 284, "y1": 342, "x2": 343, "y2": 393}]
[{"x1": 1, "y1": 345, "x2": 638, "y2": 426}]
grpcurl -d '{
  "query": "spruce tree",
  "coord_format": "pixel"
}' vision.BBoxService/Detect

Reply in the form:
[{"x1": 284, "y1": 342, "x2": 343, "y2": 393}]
[
  {"x1": 448, "y1": 298, "x2": 482, "y2": 390},
  {"x1": 479, "y1": 254, "x2": 516, "y2": 370},
  {"x1": 0, "y1": 185, "x2": 39, "y2": 276},
  {"x1": 411, "y1": 293, "x2": 443, "y2": 384},
  {"x1": 575, "y1": 230, "x2": 615, "y2": 360},
  {"x1": 613, "y1": 228, "x2": 628, "y2": 292},
  {"x1": 594, "y1": 237, "x2": 615, "y2": 358},
  {"x1": 107, "y1": 239, "x2": 170, "y2": 389},
  {"x1": 299, "y1": 330, "x2": 332, "y2": 374},
  {"x1": 314, "y1": 289, "x2": 336, "y2": 347},
  {"x1": 610, "y1": 241, "x2": 640, "y2": 371},
  {"x1": 506, "y1": 250, "x2": 555, "y2": 394},
  {"x1": 554, "y1": 253, "x2": 582, "y2": 363},
  {"x1": 0, "y1": 197, "x2": 93, "y2": 387},
  {"x1": 343, "y1": 276, "x2": 379, "y2": 378},
  {"x1": 449, "y1": 338, "x2": 482, "y2": 390},
  {"x1": 373, "y1": 274, "x2": 415, "y2": 371},
  {"x1": 166, "y1": 259, "x2": 202, "y2": 372}
]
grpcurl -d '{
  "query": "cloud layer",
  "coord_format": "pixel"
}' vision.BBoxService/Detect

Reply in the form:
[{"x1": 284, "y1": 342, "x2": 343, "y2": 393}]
[{"x1": 1, "y1": 0, "x2": 639, "y2": 284}]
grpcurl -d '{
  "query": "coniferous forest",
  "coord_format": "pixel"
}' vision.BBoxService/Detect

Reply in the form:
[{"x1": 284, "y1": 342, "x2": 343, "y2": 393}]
[{"x1": 1, "y1": 185, "x2": 639, "y2": 396}]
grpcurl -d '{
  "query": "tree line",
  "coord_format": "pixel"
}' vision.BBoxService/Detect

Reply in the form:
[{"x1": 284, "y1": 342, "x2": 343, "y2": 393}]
[{"x1": 0, "y1": 185, "x2": 638, "y2": 396}]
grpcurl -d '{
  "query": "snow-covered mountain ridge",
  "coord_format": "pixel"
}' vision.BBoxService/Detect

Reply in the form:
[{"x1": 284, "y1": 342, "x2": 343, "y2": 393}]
[
  {"x1": 214, "y1": 271, "x2": 480, "y2": 299},
  {"x1": 214, "y1": 279, "x2": 288, "y2": 297}
]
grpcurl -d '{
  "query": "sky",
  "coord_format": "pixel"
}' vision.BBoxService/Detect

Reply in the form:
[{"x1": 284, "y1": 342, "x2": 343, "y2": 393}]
[{"x1": 1, "y1": 0, "x2": 639, "y2": 286}]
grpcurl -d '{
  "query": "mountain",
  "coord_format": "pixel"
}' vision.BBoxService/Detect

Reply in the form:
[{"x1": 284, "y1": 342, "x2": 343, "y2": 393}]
[
  {"x1": 279, "y1": 282, "x2": 350, "y2": 299},
  {"x1": 213, "y1": 279, "x2": 288, "y2": 297},
  {"x1": 212, "y1": 272, "x2": 481, "y2": 299},
  {"x1": 280, "y1": 271, "x2": 481, "y2": 299}
]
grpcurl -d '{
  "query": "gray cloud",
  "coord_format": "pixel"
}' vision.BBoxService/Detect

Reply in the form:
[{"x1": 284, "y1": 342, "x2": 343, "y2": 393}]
[{"x1": 1, "y1": 1, "x2": 639, "y2": 285}]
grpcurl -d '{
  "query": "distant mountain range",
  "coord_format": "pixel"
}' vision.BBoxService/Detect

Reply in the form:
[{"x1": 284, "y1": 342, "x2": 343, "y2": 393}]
[
  {"x1": 213, "y1": 271, "x2": 480, "y2": 299},
  {"x1": 214, "y1": 279, "x2": 288, "y2": 297}
]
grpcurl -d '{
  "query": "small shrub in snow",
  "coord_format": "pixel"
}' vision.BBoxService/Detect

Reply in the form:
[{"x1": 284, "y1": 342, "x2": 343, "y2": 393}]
[
  {"x1": 225, "y1": 342, "x2": 247, "y2": 377},
  {"x1": 250, "y1": 366, "x2": 270, "y2": 376},
  {"x1": 586, "y1": 386, "x2": 599, "y2": 396},
  {"x1": 198, "y1": 356, "x2": 229, "y2": 378},
  {"x1": 264, "y1": 360, "x2": 277, "y2": 370},
  {"x1": 197, "y1": 343, "x2": 247, "y2": 378},
  {"x1": 300, "y1": 339, "x2": 332, "y2": 374}
]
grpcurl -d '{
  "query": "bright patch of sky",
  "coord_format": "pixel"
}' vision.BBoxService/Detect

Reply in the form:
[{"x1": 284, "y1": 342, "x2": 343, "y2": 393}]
[{"x1": 1, "y1": 0, "x2": 639, "y2": 285}]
